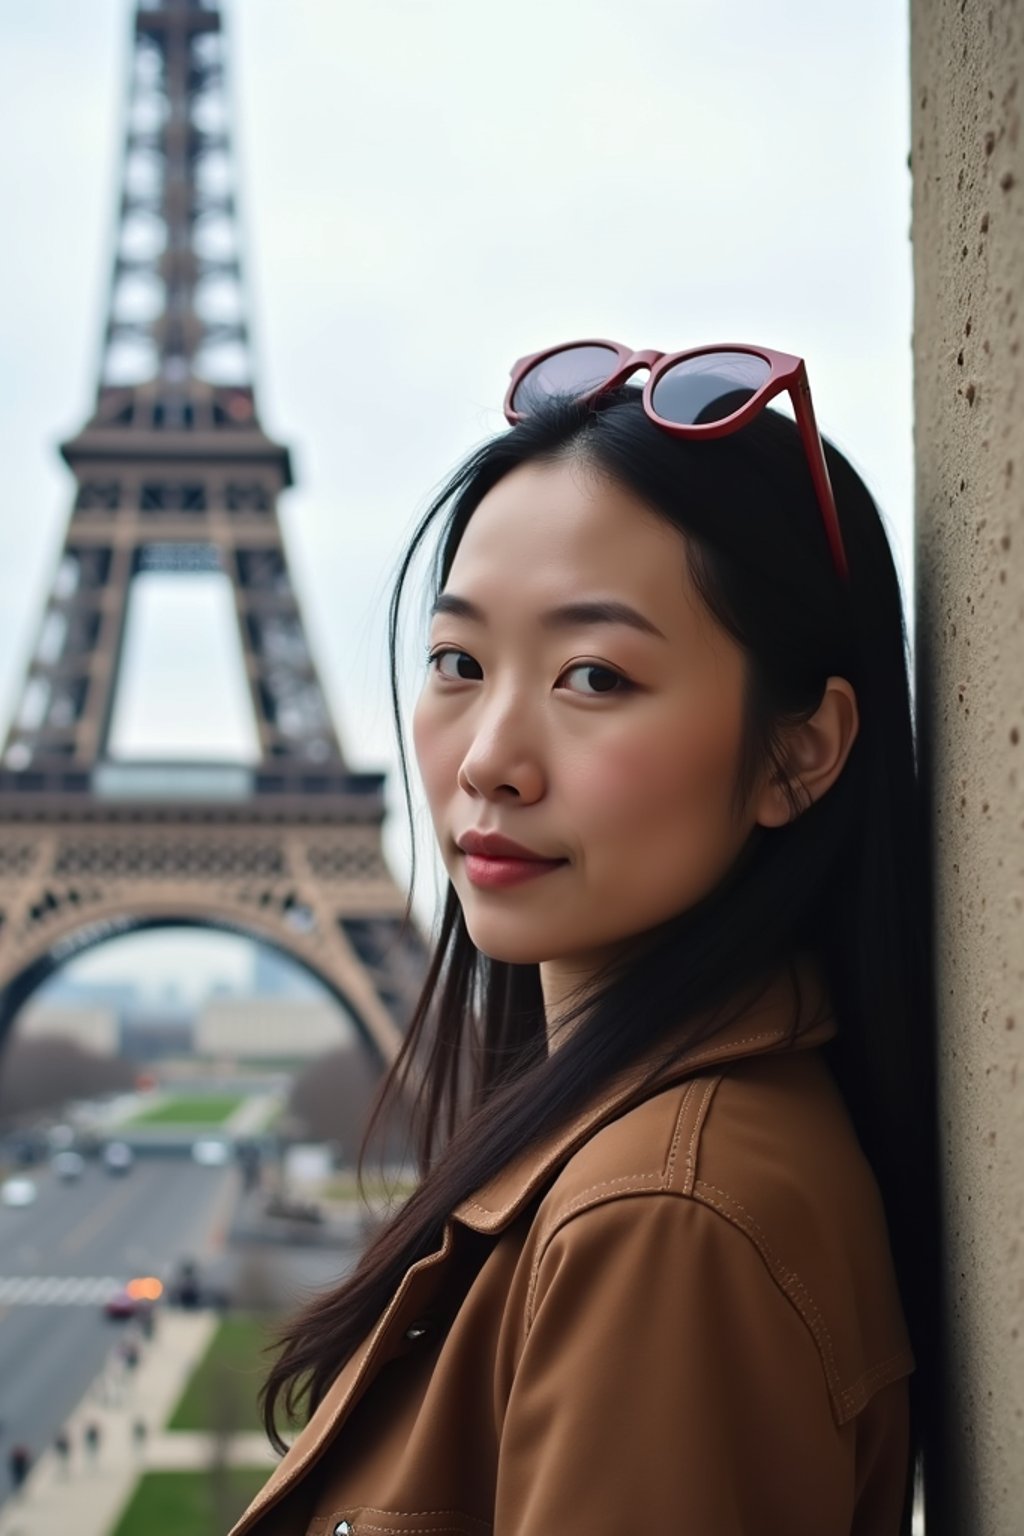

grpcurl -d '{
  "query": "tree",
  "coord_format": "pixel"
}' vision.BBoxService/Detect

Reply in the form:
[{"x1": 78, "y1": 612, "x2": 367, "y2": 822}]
[
  {"x1": 0, "y1": 1036, "x2": 136, "y2": 1123},
  {"x1": 288, "y1": 1042, "x2": 410, "y2": 1164}
]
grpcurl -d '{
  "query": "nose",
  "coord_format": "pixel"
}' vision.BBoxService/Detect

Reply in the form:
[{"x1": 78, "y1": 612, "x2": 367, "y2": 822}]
[{"x1": 456, "y1": 692, "x2": 545, "y2": 804}]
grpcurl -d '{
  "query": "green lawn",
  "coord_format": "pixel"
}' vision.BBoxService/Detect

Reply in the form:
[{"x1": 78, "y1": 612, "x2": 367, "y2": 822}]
[
  {"x1": 168, "y1": 1314, "x2": 276, "y2": 1434},
  {"x1": 128, "y1": 1094, "x2": 244, "y2": 1127},
  {"x1": 110, "y1": 1468, "x2": 269, "y2": 1536}
]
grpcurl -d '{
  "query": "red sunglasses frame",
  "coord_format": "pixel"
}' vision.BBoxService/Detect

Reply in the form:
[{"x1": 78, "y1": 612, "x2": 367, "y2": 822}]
[{"x1": 503, "y1": 339, "x2": 850, "y2": 585}]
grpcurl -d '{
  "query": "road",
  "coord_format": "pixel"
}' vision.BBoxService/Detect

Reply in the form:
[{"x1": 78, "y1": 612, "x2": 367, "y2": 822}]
[
  {"x1": 0, "y1": 1150, "x2": 367, "y2": 1506},
  {"x1": 0, "y1": 1155, "x2": 236, "y2": 1504}
]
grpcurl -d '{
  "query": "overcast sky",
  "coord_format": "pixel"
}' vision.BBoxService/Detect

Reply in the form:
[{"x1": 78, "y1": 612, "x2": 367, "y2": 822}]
[{"x1": 0, "y1": 0, "x2": 913, "y2": 1003}]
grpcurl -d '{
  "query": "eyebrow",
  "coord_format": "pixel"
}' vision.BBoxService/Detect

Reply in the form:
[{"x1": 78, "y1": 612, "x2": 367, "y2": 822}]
[{"x1": 429, "y1": 592, "x2": 667, "y2": 641}]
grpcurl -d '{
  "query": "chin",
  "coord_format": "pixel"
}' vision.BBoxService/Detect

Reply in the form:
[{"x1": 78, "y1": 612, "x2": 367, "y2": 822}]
[
  {"x1": 459, "y1": 912, "x2": 563, "y2": 967},
  {"x1": 464, "y1": 931, "x2": 555, "y2": 966}
]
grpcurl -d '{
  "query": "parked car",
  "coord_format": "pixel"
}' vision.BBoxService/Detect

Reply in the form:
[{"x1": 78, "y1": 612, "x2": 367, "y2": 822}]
[
  {"x1": 52, "y1": 1151, "x2": 85, "y2": 1182},
  {"x1": 104, "y1": 1284, "x2": 140, "y2": 1320},
  {"x1": 103, "y1": 1275, "x2": 162, "y2": 1320},
  {"x1": 102, "y1": 1141, "x2": 134, "y2": 1175},
  {"x1": 1, "y1": 1176, "x2": 38, "y2": 1208},
  {"x1": 8, "y1": 1134, "x2": 45, "y2": 1166},
  {"x1": 191, "y1": 1138, "x2": 231, "y2": 1167}
]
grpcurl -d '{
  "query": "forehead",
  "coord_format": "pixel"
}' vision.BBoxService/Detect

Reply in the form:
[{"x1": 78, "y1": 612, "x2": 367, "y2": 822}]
[{"x1": 442, "y1": 456, "x2": 713, "y2": 644}]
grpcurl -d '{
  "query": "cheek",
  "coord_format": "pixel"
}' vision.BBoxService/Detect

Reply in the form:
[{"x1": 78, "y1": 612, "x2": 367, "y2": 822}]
[
  {"x1": 574, "y1": 708, "x2": 744, "y2": 930},
  {"x1": 411, "y1": 694, "x2": 460, "y2": 810},
  {"x1": 584, "y1": 708, "x2": 739, "y2": 846}
]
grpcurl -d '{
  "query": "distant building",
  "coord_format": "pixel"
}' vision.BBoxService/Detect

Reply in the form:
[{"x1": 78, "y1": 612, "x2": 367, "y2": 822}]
[
  {"x1": 120, "y1": 1011, "x2": 195, "y2": 1062},
  {"x1": 18, "y1": 1003, "x2": 120, "y2": 1056},
  {"x1": 196, "y1": 997, "x2": 356, "y2": 1059}
]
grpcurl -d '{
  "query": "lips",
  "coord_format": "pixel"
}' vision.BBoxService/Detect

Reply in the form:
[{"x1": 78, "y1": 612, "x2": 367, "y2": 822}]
[
  {"x1": 456, "y1": 829, "x2": 563, "y2": 862},
  {"x1": 457, "y1": 833, "x2": 568, "y2": 892}
]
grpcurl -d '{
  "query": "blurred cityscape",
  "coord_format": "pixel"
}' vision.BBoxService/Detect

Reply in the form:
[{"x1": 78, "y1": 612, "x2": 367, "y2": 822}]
[
  {"x1": 0, "y1": 928, "x2": 416, "y2": 1535},
  {"x1": 18, "y1": 943, "x2": 351, "y2": 1067},
  {"x1": 0, "y1": 1, "x2": 421, "y2": 1531}
]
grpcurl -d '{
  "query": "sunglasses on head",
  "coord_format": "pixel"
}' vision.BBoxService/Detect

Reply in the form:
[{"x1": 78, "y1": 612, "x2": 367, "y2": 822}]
[{"x1": 503, "y1": 339, "x2": 850, "y2": 585}]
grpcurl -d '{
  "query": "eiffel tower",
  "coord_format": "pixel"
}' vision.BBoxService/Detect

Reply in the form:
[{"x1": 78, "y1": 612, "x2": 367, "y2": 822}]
[{"x1": 0, "y1": 0, "x2": 424, "y2": 1064}]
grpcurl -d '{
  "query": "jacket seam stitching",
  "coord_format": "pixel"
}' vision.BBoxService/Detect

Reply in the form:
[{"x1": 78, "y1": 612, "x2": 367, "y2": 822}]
[
  {"x1": 525, "y1": 1178, "x2": 667, "y2": 1324},
  {"x1": 352, "y1": 1510, "x2": 487, "y2": 1521},
  {"x1": 685, "y1": 1077, "x2": 717, "y2": 1191},
  {"x1": 458, "y1": 1030, "x2": 785, "y2": 1219},
  {"x1": 352, "y1": 1514, "x2": 489, "y2": 1535},
  {"x1": 842, "y1": 1349, "x2": 916, "y2": 1406},
  {"x1": 524, "y1": 1182, "x2": 892, "y2": 1425},
  {"x1": 356, "y1": 1526, "x2": 482, "y2": 1534},
  {"x1": 682, "y1": 1075, "x2": 721, "y2": 1193},
  {"x1": 693, "y1": 1179, "x2": 847, "y2": 1411},
  {"x1": 662, "y1": 1078, "x2": 700, "y2": 1188}
]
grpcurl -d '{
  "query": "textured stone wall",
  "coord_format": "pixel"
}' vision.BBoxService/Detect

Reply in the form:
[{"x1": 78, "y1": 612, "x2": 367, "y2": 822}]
[{"x1": 910, "y1": 3, "x2": 1024, "y2": 1530}]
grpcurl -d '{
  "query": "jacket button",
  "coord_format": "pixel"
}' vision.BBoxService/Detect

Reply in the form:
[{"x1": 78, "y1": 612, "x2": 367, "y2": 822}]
[{"x1": 333, "y1": 1523, "x2": 353, "y2": 1535}]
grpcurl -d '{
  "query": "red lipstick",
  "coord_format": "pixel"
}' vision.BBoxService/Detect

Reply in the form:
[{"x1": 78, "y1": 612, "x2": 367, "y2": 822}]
[{"x1": 456, "y1": 830, "x2": 568, "y2": 890}]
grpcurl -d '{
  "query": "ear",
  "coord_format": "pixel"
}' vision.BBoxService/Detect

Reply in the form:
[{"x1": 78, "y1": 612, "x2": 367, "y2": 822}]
[{"x1": 753, "y1": 676, "x2": 860, "y2": 828}]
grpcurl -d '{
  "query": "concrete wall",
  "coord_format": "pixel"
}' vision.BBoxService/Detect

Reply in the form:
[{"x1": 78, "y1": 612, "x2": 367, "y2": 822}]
[{"x1": 910, "y1": 4, "x2": 1024, "y2": 1530}]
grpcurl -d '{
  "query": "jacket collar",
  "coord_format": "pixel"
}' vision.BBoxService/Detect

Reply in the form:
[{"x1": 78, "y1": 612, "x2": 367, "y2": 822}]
[{"x1": 452, "y1": 949, "x2": 836, "y2": 1235}]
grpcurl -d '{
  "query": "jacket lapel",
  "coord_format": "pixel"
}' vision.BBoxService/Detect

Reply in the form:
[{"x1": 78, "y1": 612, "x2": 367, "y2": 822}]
[
  {"x1": 452, "y1": 948, "x2": 836, "y2": 1234},
  {"x1": 229, "y1": 950, "x2": 836, "y2": 1534},
  {"x1": 228, "y1": 1221, "x2": 460, "y2": 1536}
]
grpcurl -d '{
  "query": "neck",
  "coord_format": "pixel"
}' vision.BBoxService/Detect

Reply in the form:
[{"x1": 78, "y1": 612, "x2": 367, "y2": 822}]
[
  {"x1": 540, "y1": 963, "x2": 590, "y2": 1052},
  {"x1": 540, "y1": 941, "x2": 638, "y2": 1051}
]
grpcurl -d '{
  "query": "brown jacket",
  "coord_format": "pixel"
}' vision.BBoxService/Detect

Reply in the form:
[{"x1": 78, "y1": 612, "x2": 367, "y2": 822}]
[{"x1": 230, "y1": 953, "x2": 915, "y2": 1536}]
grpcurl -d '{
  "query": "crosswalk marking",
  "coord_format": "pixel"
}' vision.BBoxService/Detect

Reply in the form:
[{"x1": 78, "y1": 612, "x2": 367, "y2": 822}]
[{"x1": 0, "y1": 1276, "x2": 124, "y2": 1306}]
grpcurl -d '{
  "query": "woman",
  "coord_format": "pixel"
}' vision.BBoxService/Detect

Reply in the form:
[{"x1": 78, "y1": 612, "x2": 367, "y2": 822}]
[{"x1": 232, "y1": 341, "x2": 939, "y2": 1535}]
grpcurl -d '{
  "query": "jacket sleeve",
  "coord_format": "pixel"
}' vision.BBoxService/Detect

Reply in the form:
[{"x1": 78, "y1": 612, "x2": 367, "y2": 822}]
[{"x1": 493, "y1": 1192, "x2": 909, "y2": 1536}]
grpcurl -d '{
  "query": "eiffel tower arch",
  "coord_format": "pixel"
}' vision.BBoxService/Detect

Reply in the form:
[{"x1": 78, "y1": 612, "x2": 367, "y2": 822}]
[{"x1": 0, "y1": 0, "x2": 426, "y2": 1066}]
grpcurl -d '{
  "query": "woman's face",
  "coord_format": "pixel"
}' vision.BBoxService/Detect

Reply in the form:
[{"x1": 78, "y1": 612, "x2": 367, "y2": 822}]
[{"x1": 411, "y1": 455, "x2": 766, "y2": 988}]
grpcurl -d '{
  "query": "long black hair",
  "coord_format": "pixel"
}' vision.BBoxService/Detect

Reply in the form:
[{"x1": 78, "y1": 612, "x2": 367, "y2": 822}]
[{"x1": 262, "y1": 387, "x2": 939, "y2": 1528}]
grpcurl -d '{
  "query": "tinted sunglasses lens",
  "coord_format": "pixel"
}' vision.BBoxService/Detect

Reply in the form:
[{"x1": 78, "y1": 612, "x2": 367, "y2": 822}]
[
  {"x1": 650, "y1": 351, "x2": 772, "y2": 425},
  {"x1": 511, "y1": 345, "x2": 620, "y2": 414}
]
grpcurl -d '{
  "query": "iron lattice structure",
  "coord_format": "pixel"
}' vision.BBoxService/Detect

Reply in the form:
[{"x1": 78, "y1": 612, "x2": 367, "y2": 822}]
[{"x1": 0, "y1": 0, "x2": 426, "y2": 1062}]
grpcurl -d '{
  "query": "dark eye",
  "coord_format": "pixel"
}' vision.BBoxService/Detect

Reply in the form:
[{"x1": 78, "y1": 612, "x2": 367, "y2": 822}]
[
  {"x1": 428, "y1": 648, "x2": 482, "y2": 681},
  {"x1": 560, "y1": 663, "x2": 630, "y2": 696}
]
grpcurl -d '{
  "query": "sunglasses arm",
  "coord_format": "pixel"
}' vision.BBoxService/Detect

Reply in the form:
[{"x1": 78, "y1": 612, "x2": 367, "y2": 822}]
[{"x1": 790, "y1": 377, "x2": 850, "y2": 584}]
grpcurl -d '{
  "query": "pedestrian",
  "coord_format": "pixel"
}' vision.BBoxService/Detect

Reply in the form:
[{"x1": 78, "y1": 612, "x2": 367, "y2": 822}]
[
  {"x1": 120, "y1": 1337, "x2": 140, "y2": 1390},
  {"x1": 131, "y1": 1417, "x2": 147, "y2": 1460},
  {"x1": 82, "y1": 1419, "x2": 101, "y2": 1467},
  {"x1": 53, "y1": 1428, "x2": 71, "y2": 1478},
  {"x1": 8, "y1": 1442, "x2": 31, "y2": 1497},
  {"x1": 231, "y1": 349, "x2": 937, "y2": 1534}
]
